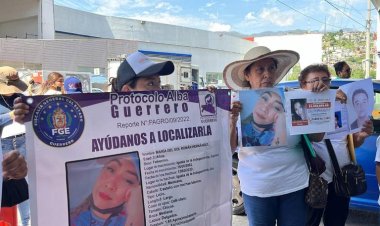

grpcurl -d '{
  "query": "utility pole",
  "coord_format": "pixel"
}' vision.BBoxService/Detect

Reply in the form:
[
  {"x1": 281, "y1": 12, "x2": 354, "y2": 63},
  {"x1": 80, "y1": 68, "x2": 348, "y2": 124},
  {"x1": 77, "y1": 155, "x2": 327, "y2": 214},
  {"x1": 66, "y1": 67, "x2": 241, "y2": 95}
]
[
  {"x1": 324, "y1": 16, "x2": 329, "y2": 64},
  {"x1": 365, "y1": 0, "x2": 371, "y2": 78}
]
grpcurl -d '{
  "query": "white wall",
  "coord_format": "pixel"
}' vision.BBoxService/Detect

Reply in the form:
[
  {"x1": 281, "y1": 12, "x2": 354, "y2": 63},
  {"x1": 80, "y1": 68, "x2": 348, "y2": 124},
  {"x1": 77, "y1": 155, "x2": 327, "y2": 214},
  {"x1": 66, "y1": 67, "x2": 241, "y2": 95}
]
[
  {"x1": 54, "y1": 6, "x2": 253, "y2": 55},
  {"x1": 0, "y1": 0, "x2": 38, "y2": 22},
  {"x1": 53, "y1": 5, "x2": 255, "y2": 82},
  {"x1": 138, "y1": 42, "x2": 253, "y2": 85},
  {"x1": 0, "y1": 17, "x2": 38, "y2": 38},
  {"x1": 0, "y1": 39, "x2": 138, "y2": 72},
  {"x1": 254, "y1": 34, "x2": 324, "y2": 69},
  {"x1": 39, "y1": 0, "x2": 55, "y2": 39}
]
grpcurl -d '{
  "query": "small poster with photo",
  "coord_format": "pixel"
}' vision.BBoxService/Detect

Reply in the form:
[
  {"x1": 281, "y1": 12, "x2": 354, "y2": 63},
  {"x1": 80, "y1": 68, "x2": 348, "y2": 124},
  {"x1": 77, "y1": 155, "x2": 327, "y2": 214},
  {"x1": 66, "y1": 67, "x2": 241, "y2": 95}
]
[
  {"x1": 326, "y1": 101, "x2": 350, "y2": 139},
  {"x1": 239, "y1": 88, "x2": 287, "y2": 147},
  {"x1": 285, "y1": 89, "x2": 336, "y2": 135},
  {"x1": 339, "y1": 78, "x2": 374, "y2": 134}
]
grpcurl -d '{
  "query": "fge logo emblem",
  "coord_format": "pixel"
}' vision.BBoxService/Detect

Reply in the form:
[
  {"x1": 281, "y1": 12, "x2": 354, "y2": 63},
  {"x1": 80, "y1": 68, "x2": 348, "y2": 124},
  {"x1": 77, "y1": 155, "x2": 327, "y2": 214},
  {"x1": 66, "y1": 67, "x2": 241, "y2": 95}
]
[
  {"x1": 32, "y1": 96, "x2": 84, "y2": 147},
  {"x1": 199, "y1": 92, "x2": 217, "y2": 117}
]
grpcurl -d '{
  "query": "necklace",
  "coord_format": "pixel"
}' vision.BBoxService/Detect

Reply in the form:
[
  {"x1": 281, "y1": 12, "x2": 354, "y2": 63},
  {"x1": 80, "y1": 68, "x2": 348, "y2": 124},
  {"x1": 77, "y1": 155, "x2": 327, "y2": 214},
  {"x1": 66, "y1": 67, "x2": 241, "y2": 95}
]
[{"x1": 0, "y1": 95, "x2": 12, "y2": 109}]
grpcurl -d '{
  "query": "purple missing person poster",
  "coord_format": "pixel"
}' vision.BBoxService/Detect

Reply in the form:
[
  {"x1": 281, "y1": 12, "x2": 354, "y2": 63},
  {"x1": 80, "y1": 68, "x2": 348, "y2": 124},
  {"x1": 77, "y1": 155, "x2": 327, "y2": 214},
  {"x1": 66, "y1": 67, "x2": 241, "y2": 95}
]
[{"x1": 24, "y1": 90, "x2": 231, "y2": 226}]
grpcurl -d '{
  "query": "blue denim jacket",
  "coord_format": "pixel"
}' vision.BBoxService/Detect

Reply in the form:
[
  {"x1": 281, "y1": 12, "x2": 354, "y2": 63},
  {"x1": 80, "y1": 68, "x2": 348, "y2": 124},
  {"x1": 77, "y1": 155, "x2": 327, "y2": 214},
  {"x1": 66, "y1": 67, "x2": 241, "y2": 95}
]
[
  {"x1": 0, "y1": 94, "x2": 18, "y2": 136},
  {"x1": 0, "y1": 102, "x2": 12, "y2": 135}
]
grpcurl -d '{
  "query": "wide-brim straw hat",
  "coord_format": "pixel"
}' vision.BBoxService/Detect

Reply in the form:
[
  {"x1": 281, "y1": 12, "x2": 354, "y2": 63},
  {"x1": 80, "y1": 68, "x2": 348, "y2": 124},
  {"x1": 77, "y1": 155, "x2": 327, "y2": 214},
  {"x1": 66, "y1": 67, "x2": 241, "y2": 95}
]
[
  {"x1": 223, "y1": 46, "x2": 299, "y2": 90},
  {"x1": 0, "y1": 66, "x2": 28, "y2": 94}
]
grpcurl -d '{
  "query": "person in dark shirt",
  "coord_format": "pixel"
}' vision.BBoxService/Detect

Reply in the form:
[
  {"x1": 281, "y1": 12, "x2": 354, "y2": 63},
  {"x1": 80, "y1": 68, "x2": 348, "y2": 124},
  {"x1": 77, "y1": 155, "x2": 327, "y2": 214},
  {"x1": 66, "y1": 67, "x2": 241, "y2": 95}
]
[{"x1": 333, "y1": 61, "x2": 351, "y2": 79}]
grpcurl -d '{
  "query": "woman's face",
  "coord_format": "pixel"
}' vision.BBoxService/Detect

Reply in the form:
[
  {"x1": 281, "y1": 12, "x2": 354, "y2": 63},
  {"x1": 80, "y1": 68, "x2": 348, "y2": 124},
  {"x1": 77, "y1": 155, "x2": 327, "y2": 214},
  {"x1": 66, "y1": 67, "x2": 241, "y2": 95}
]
[
  {"x1": 252, "y1": 92, "x2": 284, "y2": 125},
  {"x1": 294, "y1": 102, "x2": 303, "y2": 117},
  {"x1": 92, "y1": 158, "x2": 139, "y2": 210},
  {"x1": 301, "y1": 71, "x2": 330, "y2": 90},
  {"x1": 122, "y1": 76, "x2": 162, "y2": 91},
  {"x1": 244, "y1": 58, "x2": 277, "y2": 89},
  {"x1": 54, "y1": 77, "x2": 64, "y2": 89}
]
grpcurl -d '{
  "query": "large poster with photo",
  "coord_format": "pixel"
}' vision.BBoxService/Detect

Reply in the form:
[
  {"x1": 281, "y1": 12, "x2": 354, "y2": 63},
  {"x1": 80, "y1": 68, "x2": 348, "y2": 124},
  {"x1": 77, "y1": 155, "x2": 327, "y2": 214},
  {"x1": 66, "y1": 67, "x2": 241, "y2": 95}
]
[
  {"x1": 24, "y1": 90, "x2": 231, "y2": 226},
  {"x1": 339, "y1": 78, "x2": 374, "y2": 134},
  {"x1": 285, "y1": 89, "x2": 336, "y2": 135},
  {"x1": 239, "y1": 88, "x2": 287, "y2": 147},
  {"x1": 327, "y1": 79, "x2": 374, "y2": 138}
]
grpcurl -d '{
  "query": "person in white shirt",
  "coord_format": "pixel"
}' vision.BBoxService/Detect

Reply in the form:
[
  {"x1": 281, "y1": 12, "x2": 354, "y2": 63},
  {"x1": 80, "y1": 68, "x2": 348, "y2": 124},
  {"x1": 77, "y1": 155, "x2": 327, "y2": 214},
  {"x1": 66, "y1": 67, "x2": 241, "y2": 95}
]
[
  {"x1": 225, "y1": 46, "x2": 325, "y2": 226},
  {"x1": 37, "y1": 72, "x2": 64, "y2": 95},
  {"x1": 299, "y1": 64, "x2": 373, "y2": 226}
]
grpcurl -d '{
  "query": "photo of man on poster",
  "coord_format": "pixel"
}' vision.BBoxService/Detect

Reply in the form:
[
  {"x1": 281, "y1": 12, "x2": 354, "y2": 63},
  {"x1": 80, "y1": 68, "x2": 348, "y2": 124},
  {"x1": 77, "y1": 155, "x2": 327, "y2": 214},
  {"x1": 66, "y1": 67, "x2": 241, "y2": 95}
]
[
  {"x1": 350, "y1": 88, "x2": 371, "y2": 130},
  {"x1": 240, "y1": 88, "x2": 287, "y2": 147},
  {"x1": 67, "y1": 152, "x2": 144, "y2": 226}
]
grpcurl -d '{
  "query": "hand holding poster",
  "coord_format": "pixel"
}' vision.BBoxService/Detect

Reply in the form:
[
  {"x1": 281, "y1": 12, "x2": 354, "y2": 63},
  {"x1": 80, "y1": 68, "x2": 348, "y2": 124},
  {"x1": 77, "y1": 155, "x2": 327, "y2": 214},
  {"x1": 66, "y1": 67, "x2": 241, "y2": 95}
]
[
  {"x1": 239, "y1": 88, "x2": 287, "y2": 147},
  {"x1": 285, "y1": 89, "x2": 336, "y2": 135},
  {"x1": 24, "y1": 90, "x2": 231, "y2": 226},
  {"x1": 327, "y1": 79, "x2": 374, "y2": 138}
]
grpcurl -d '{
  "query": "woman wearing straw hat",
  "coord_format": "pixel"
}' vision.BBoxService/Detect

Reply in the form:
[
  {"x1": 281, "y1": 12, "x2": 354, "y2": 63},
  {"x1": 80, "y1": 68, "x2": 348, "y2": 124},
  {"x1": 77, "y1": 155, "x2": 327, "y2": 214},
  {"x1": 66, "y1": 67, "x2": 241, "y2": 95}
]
[
  {"x1": 0, "y1": 66, "x2": 31, "y2": 226},
  {"x1": 224, "y1": 46, "x2": 325, "y2": 226}
]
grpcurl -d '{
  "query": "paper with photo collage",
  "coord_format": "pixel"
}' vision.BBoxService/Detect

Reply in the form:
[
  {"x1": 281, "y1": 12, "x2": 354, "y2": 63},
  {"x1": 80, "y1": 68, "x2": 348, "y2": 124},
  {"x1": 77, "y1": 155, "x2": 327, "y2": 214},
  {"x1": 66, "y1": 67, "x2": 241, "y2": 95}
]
[{"x1": 285, "y1": 89, "x2": 337, "y2": 135}]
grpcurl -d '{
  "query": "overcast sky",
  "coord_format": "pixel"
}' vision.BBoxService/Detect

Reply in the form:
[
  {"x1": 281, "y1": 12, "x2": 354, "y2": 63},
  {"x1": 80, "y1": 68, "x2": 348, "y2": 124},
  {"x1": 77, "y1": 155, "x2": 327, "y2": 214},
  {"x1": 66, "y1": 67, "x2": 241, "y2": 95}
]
[{"x1": 55, "y1": 0, "x2": 377, "y2": 34}]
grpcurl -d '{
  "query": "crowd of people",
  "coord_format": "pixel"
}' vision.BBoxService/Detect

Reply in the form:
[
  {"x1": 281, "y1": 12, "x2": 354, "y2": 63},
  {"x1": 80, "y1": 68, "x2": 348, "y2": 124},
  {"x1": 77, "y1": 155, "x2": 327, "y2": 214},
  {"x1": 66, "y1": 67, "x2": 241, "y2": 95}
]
[
  {"x1": 1, "y1": 47, "x2": 378, "y2": 226},
  {"x1": 0, "y1": 67, "x2": 83, "y2": 225}
]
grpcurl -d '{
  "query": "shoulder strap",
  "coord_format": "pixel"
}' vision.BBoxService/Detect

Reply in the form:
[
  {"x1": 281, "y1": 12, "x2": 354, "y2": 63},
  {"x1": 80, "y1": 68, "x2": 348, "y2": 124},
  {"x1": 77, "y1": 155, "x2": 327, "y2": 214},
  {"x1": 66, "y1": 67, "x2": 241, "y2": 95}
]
[{"x1": 325, "y1": 139, "x2": 342, "y2": 176}]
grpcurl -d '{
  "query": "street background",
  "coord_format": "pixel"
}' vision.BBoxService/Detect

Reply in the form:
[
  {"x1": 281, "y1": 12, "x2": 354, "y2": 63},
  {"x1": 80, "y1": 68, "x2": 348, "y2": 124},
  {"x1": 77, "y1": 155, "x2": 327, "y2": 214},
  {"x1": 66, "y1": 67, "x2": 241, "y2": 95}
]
[{"x1": 232, "y1": 209, "x2": 380, "y2": 226}]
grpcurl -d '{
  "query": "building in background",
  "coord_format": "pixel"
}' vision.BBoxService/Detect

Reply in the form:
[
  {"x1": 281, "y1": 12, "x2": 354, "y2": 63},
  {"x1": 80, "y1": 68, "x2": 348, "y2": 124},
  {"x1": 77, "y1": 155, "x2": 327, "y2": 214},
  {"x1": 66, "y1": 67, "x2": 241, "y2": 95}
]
[{"x1": 0, "y1": 0, "x2": 324, "y2": 89}]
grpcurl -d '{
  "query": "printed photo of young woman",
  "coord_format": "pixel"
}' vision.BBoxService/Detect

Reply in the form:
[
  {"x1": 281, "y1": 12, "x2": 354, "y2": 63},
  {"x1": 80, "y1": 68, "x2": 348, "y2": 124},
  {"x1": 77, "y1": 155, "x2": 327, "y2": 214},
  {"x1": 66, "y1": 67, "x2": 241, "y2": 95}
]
[
  {"x1": 66, "y1": 152, "x2": 144, "y2": 226},
  {"x1": 240, "y1": 88, "x2": 287, "y2": 147},
  {"x1": 290, "y1": 98, "x2": 307, "y2": 125}
]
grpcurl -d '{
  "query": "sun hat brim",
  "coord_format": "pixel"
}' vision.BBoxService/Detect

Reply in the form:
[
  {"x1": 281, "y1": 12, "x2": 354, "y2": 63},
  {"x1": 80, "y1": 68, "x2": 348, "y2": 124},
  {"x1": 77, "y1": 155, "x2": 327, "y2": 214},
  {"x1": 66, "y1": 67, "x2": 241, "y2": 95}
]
[
  {"x1": 223, "y1": 49, "x2": 299, "y2": 90},
  {"x1": 0, "y1": 79, "x2": 28, "y2": 95}
]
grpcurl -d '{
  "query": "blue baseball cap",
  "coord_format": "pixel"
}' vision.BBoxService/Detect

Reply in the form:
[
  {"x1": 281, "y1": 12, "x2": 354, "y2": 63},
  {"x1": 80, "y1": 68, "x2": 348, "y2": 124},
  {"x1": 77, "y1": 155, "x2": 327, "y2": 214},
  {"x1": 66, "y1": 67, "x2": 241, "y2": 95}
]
[{"x1": 64, "y1": 77, "x2": 82, "y2": 94}]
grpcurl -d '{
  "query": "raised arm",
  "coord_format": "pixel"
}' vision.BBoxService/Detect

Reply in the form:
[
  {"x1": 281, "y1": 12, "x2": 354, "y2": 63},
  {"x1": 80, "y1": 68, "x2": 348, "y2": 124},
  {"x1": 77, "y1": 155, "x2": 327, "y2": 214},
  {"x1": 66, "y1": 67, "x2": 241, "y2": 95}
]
[{"x1": 230, "y1": 101, "x2": 242, "y2": 152}]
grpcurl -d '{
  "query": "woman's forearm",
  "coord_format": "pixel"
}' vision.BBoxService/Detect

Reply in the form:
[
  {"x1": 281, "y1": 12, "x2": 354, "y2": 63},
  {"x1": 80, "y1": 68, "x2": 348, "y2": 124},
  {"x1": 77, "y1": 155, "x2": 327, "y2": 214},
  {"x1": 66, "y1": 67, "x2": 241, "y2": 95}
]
[
  {"x1": 0, "y1": 112, "x2": 12, "y2": 127},
  {"x1": 353, "y1": 132, "x2": 365, "y2": 147},
  {"x1": 230, "y1": 120, "x2": 238, "y2": 152}
]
